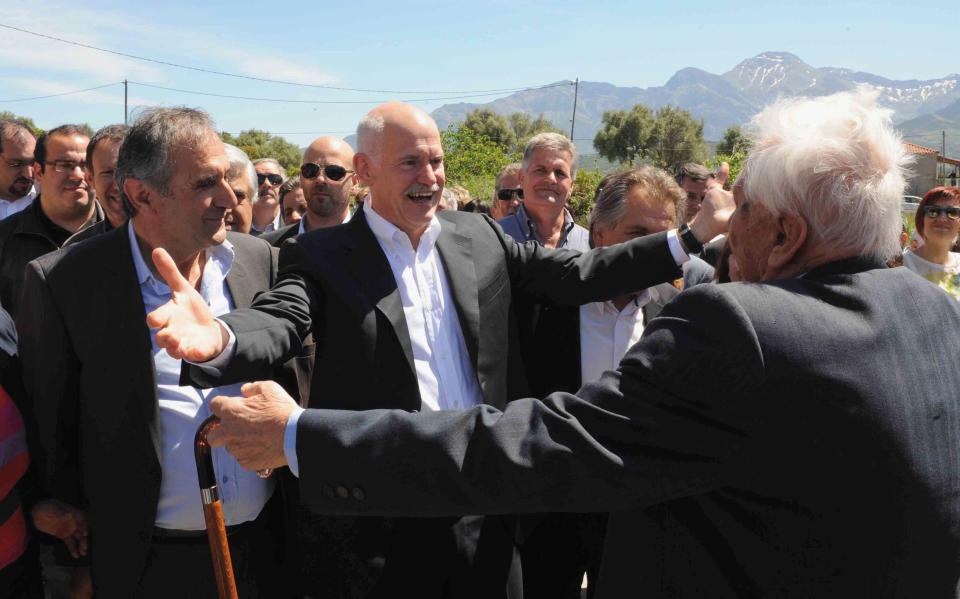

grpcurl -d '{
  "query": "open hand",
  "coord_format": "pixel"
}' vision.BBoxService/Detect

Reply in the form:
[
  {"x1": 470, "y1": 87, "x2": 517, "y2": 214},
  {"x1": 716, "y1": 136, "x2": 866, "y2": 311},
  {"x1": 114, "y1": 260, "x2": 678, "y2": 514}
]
[
  {"x1": 690, "y1": 162, "x2": 736, "y2": 244},
  {"x1": 209, "y1": 381, "x2": 298, "y2": 471},
  {"x1": 31, "y1": 499, "x2": 88, "y2": 559},
  {"x1": 146, "y1": 247, "x2": 229, "y2": 362}
]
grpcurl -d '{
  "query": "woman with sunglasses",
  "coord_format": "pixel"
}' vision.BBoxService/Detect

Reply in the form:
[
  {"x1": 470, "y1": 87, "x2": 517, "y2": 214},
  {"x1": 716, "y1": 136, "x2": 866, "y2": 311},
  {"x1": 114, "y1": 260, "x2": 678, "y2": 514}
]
[{"x1": 903, "y1": 186, "x2": 960, "y2": 298}]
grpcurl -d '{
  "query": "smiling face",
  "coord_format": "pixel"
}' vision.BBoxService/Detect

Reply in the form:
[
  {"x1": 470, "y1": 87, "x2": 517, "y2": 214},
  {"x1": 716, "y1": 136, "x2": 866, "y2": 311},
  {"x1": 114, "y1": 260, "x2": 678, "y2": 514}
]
[
  {"x1": 519, "y1": 148, "x2": 574, "y2": 218},
  {"x1": 356, "y1": 106, "x2": 444, "y2": 243},
  {"x1": 36, "y1": 133, "x2": 92, "y2": 219},
  {"x1": 151, "y1": 130, "x2": 236, "y2": 255},
  {"x1": 87, "y1": 137, "x2": 126, "y2": 228},
  {"x1": 921, "y1": 197, "x2": 960, "y2": 248}
]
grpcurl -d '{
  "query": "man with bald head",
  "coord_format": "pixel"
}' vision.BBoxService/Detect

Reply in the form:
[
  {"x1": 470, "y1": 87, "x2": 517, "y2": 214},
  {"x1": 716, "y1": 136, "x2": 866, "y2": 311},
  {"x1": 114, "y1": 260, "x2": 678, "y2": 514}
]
[
  {"x1": 260, "y1": 136, "x2": 356, "y2": 248},
  {"x1": 151, "y1": 101, "x2": 731, "y2": 598}
]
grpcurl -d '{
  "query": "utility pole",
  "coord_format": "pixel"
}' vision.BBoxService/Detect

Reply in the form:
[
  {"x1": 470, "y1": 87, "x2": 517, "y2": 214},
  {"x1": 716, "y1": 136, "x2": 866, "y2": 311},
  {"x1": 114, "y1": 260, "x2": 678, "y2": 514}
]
[
  {"x1": 942, "y1": 130, "x2": 947, "y2": 182},
  {"x1": 124, "y1": 80, "x2": 128, "y2": 125},
  {"x1": 569, "y1": 77, "x2": 579, "y2": 140}
]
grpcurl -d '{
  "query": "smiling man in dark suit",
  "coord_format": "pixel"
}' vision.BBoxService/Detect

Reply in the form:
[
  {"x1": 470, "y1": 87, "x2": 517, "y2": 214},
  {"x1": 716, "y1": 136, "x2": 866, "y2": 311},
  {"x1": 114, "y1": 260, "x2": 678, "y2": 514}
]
[
  {"x1": 17, "y1": 107, "x2": 286, "y2": 599},
  {"x1": 148, "y1": 101, "x2": 730, "y2": 598}
]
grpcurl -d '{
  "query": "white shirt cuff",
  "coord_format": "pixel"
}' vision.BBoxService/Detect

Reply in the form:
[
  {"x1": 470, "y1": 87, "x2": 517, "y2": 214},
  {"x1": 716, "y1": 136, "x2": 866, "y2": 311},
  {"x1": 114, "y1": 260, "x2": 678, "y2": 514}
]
[
  {"x1": 188, "y1": 318, "x2": 237, "y2": 375},
  {"x1": 666, "y1": 229, "x2": 691, "y2": 266},
  {"x1": 284, "y1": 406, "x2": 305, "y2": 477}
]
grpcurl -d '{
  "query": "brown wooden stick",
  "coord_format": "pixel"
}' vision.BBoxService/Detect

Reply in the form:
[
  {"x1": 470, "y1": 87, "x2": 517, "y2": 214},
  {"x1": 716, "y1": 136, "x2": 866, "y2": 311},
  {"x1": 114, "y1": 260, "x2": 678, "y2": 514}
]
[{"x1": 202, "y1": 500, "x2": 238, "y2": 599}]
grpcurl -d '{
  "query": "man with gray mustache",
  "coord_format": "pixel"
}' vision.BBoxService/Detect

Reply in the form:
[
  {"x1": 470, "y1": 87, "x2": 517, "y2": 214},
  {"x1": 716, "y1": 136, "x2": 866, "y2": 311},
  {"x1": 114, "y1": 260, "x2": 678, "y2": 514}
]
[{"x1": 152, "y1": 100, "x2": 732, "y2": 598}]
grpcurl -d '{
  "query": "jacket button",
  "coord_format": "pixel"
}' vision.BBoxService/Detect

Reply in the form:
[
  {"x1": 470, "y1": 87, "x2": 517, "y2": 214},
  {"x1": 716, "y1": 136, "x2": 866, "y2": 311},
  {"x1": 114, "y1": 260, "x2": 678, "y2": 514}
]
[
  {"x1": 321, "y1": 484, "x2": 335, "y2": 499},
  {"x1": 335, "y1": 485, "x2": 349, "y2": 499},
  {"x1": 351, "y1": 487, "x2": 366, "y2": 501}
]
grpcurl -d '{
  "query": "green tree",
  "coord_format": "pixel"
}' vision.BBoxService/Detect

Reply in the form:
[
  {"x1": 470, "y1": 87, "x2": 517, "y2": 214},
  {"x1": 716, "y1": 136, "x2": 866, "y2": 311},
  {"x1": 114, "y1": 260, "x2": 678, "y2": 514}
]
[
  {"x1": 463, "y1": 109, "x2": 515, "y2": 150},
  {"x1": 715, "y1": 125, "x2": 749, "y2": 155},
  {"x1": 593, "y1": 105, "x2": 655, "y2": 166},
  {"x1": 509, "y1": 113, "x2": 563, "y2": 151},
  {"x1": 441, "y1": 123, "x2": 519, "y2": 203},
  {"x1": 647, "y1": 105, "x2": 708, "y2": 173},
  {"x1": 567, "y1": 168, "x2": 606, "y2": 227},
  {"x1": 218, "y1": 129, "x2": 302, "y2": 173},
  {"x1": 706, "y1": 151, "x2": 747, "y2": 188},
  {"x1": 0, "y1": 111, "x2": 43, "y2": 136}
]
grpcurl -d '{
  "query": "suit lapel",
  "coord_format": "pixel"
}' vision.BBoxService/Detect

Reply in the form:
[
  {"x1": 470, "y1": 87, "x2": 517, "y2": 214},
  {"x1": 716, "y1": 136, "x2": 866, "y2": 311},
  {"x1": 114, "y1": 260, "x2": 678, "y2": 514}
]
[
  {"x1": 435, "y1": 217, "x2": 480, "y2": 371},
  {"x1": 224, "y1": 245, "x2": 255, "y2": 308},
  {"x1": 343, "y1": 210, "x2": 417, "y2": 376},
  {"x1": 102, "y1": 225, "x2": 162, "y2": 462}
]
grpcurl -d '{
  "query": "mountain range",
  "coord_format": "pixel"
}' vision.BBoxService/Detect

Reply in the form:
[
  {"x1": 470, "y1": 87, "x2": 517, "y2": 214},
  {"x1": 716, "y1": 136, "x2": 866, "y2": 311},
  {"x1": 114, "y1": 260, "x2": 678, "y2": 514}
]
[{"x1": 429, "y1": 52, "x2": 960, "y2": 157}]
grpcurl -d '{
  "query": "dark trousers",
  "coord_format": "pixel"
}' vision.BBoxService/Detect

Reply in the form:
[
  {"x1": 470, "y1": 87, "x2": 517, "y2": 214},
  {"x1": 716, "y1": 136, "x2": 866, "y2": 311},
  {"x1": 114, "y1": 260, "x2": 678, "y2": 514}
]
[
  {"x1": 0, "y1": 541, "x2": 43, "y2": 599},
  {"x1": 135, "y1": 498, "x2": 287, "y2": 599},
  {"x1": 518, "y1": 512, "x2": 608, "y2": 599}
]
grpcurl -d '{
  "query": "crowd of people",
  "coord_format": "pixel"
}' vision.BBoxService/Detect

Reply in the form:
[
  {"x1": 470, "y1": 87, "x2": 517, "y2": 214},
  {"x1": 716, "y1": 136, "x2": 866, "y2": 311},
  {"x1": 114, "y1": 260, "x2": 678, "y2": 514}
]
[{"x1": 1, "y1": 87, "x2": 959, "y2": 599}]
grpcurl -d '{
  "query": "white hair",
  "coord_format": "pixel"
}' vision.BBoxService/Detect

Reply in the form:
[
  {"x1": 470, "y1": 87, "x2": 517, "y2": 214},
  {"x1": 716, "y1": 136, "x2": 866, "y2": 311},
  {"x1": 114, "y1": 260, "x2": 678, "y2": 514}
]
[
  {"x1": 740, "y1": 87, "x2": 911, "y2": 262},
  {"x1": 224, "y1": 143, "x2": 258, "y2": 203},
  {"x1": 357, "y1": 113, "x2": 385, "y2": 156},
  {"x1": 522, "y1": 132, "x2": 578, "y2": 178}
]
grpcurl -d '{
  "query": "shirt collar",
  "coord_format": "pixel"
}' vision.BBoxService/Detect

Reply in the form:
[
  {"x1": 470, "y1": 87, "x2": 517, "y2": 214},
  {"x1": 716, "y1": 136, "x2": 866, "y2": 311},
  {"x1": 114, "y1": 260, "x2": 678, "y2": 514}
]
[
  {"x1": 298, "y1": 208, "x2": 352, "y2": 236},
  {"x1": 513, "y1": 203, "x2": 576, "y2": 247},
  {"x1": 363, "y1": 197, "x2": 441, "y2": 255},
  {"x1": 127, "y1": 220, "x2": 235, "y2": 292}
]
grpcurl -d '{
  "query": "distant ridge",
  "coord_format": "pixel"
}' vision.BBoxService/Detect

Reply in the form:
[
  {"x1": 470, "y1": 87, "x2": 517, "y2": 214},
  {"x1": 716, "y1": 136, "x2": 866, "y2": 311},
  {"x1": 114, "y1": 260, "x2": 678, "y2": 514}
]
[{"x1": 430, "y1": 52, "x2": 960, "y2": 156}]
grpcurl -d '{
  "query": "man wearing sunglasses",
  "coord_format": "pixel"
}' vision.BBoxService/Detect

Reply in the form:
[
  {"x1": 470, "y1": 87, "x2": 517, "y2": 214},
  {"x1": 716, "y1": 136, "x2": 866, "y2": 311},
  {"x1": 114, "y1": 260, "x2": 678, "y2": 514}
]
[
  {"x1": 0, "y1": 121, "x2": 38, "y2": 221},
  {"x1": 0, "y1": 124, "x2": 103, "y2": 318},
  {"x1": 490, "y1": 163, "x2": 522, "y2": 220},
  {"x1": 261, "y1": 137, "x2": 357, "y2": 249},
  {"x1": 250, "y1": 158, "x2": 285, "y2": 236}
]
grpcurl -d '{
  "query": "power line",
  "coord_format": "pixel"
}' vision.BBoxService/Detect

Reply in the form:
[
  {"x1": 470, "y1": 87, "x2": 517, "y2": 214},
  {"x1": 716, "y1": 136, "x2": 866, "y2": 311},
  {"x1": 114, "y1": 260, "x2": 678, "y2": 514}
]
[
  {"x1": 0, "y1": 82, "x2": 122, "y2": 103},
  {"x1": 0, "y1": 22, "x2": 571, "y2": 95},
  {"x1": 127, "y1": 81, "x2": 551, "y2": 104}
]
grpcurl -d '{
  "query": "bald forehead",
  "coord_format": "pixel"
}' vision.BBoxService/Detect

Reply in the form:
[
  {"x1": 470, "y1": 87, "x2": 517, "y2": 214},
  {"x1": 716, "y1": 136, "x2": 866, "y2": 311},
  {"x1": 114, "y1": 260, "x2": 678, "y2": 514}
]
[
  {"x1": 304, "y1": 137, "x2": 354, "y2": 164},
  {"x1": 369, "y1": 103, "x2": 439, "y2": 146}
]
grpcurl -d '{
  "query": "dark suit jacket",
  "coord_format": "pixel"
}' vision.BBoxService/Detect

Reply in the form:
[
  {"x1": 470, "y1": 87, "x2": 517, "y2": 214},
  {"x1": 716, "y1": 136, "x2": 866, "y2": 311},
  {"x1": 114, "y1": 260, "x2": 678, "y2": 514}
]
[
  {"x1": 260, "y1": 222, "x2": 299, "y2": 248},
  {"x1": 186, "y1": 208, "x2": 683, "y2": 597},
  {"x1": 17, "y1": 226, "x2": 278, "y2": 599},
  {"x1": 292, "y1": 257, "x2": 960, "y2": 598}
]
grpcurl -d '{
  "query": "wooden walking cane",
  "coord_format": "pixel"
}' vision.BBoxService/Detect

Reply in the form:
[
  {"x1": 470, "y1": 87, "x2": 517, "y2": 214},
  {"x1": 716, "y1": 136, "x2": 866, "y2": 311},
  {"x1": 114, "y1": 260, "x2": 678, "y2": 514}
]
[{"x1": 195, "y1": 415, "x2": 239, "y2": 599}]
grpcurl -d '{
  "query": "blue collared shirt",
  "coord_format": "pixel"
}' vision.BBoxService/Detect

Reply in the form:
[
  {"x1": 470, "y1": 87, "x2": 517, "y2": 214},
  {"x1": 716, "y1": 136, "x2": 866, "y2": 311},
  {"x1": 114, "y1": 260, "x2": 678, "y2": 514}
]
[
  {"x1": 129, "y1": 222, "x2": 273, "y2": 529},
  {"x1": 497, "y1": 203, "x2": 590, "y2": 250}
]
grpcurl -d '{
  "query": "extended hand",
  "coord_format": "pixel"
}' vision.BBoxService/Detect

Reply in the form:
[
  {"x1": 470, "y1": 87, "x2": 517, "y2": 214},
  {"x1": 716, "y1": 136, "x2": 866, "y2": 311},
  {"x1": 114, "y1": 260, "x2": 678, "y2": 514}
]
[
  {"x1": 146, "y1": 247, "x2": 229, "y2": 362},
  {"x1": 31, "y1": 499, "x2": 88, "y2": 559},
  {"x1": 209, "y1": 381, "x2": 298, "y2": 471},
  {"x1": 690, "y1": 162, "x2": 736, "y2": 244}
]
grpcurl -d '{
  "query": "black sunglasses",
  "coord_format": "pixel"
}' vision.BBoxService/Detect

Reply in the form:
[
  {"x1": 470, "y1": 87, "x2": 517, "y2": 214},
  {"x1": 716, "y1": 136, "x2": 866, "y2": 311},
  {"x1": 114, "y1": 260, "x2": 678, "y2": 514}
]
[
  {"x1": 497, "y1": 188, "x2": 523, "y2": 202},
  {"x1": 257, "y1": 173, "x2": 284, "y2": 186},
  {"x1": 300, "y1": 163, "x2": 354, "y2": 181},
  {"x1": 923, "y1": 205, "x2": 960, "y2": 221}
]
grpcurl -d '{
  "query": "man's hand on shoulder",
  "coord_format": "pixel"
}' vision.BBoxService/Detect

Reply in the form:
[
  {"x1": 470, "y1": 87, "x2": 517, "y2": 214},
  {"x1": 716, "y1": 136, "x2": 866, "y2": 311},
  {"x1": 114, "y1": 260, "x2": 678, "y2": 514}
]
[
  {"x1": 146, "y1": 247, "x2": 229, "y2": 362},
  {"x1": 208, "y1": 380, "x2": 297, "y2": 471},
  {"x1": 690, "y1": 162, "x2": 735, "y2": 244}
]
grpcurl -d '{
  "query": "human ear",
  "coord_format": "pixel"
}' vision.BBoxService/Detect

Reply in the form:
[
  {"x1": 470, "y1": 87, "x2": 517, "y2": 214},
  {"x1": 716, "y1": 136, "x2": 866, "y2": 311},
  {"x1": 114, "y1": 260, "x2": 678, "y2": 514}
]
[{"x1": 766, "y1": 213, "x2": 807, "y2": 272}]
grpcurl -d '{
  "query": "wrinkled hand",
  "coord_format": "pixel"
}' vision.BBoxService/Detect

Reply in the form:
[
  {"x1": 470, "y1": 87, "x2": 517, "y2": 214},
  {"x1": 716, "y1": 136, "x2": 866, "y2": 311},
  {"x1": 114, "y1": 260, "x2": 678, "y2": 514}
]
[
  {"x1": 31, "y1": 499, "x2": 88, "y2": 559},
  {"x1": 146, "y1": 247, "x2": 229, "y2": 362},
  {"x1": 209, "y1": 381, "x2": 297, "y2": 471},
  {"x1": 690, "y1": 162, "x2": 735, "y2": 244}
]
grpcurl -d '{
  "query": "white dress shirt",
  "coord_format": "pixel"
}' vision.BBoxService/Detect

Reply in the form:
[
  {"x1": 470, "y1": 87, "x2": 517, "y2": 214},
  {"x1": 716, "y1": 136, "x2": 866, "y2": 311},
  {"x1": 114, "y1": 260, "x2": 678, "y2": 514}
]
[
  {"x1": 130, "y1": 222, "x2": 273, "y2": 529},
  {"x1": 0, "y1": 186, "x2": 36, "y2": 221},
  {"x1": 579, "y1": 291, "x2": 650, "y2": 386}
]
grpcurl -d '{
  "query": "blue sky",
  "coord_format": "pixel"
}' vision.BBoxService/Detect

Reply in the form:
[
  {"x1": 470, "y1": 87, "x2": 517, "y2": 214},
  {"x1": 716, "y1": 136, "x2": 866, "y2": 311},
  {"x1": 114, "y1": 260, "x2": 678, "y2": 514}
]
[{"x1": 0, "y1": 0, "x2": 953, "y2": 146}]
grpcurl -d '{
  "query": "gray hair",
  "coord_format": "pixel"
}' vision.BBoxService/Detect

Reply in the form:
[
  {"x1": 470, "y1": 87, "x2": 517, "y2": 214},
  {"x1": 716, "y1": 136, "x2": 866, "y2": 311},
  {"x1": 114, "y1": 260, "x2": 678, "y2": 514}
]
[
  {"x1": 439, "y1": 187, "x2": 458, "y2": 211},
  {"x1": 86, "y1": 124, "x2": 130, "y2": 170},
  {"x1": 676, "y1": 162, "x2": 713, "y2": 184},
  {"x1": 588, "y1": 166, "x2": 686, "y2": 247},
  {"x1": 0, "y1": 120, "x2": 35, "y2": 155},
  {"x1": 494, "y1": 163, "x2": 522, "y2": 197},
  {"x1": 356, "y1": 113, "x2": 386, "y2": 156},
  {"x1": 740, "y1": 87, "x2": 910, "y2": 263},
  {"x1": 252, "y1": 157, "x2": 284, "y2": 177},
  {"x1": 224, "y1": 143, "x2": 258, "y2": 203},
  {"x1": 116, "y1": 107, "x2": 215, "y2": 218},
  {"x1": 521, "y1": 133, "x2": 578, "y2": 178}
]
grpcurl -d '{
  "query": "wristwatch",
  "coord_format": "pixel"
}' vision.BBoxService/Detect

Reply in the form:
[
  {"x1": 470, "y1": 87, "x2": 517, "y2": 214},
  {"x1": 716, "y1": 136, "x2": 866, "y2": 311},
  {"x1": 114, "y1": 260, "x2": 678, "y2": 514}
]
[{"x1": 677, "y1": 223, "x2": 703, "y2": 254}]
